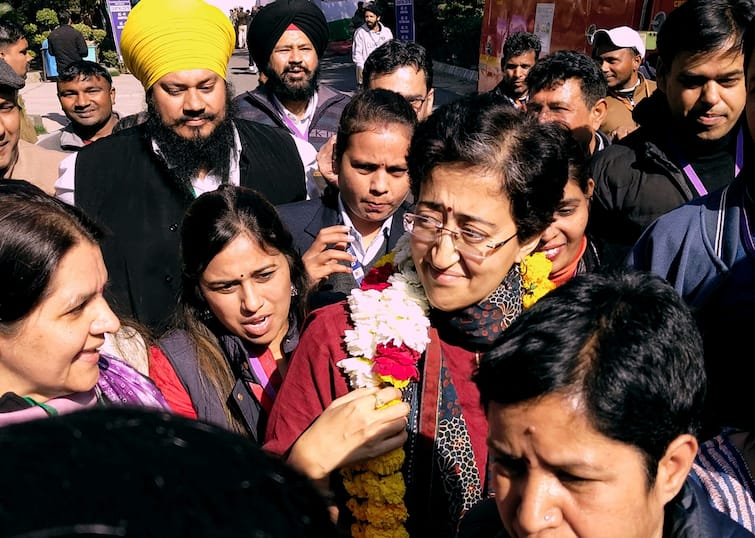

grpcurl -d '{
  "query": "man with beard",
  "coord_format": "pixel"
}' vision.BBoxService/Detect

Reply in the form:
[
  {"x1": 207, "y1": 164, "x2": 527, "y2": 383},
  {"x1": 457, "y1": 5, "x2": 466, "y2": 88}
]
[
  {"x1": 54, "y1": 0, "x2": 307, "y2": 332},
  {"x1": 352, "y1": 2, "x2": 393, "y2": 88},
  {"x1": 235, "y1": 0, "x2": 348, "y2": 198}
]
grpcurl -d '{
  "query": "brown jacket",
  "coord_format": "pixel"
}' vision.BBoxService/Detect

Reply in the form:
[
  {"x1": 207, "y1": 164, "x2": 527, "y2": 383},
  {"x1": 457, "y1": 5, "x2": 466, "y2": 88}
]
[
  {"x1": 2, "y1": 140, "x2": 66, "y2": 195},
  {"x1": 600, "y1": 74, "x2": 657, "y2": 138}
]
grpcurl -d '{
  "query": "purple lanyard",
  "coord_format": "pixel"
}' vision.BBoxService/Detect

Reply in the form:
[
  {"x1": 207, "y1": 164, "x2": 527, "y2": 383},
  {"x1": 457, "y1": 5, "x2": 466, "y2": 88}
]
[
  {"x1": 279, "y1": 110, "x2": 309, "y2": 142},
  {"x1": 679, "y1": 128, "x2": 744, "y2": 197},
  {"x1": 247, "y1": 354, "x2": 277, "y2": 401}
]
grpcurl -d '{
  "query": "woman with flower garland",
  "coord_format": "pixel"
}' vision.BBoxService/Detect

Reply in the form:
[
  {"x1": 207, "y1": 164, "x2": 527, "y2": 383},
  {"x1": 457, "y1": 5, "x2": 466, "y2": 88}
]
[
  {"x1": 0, "y1": 180, "x2": 169, "y2": 426},
  {"x1": 264, "y1": 94, "x2": 570, "y2": 536}
]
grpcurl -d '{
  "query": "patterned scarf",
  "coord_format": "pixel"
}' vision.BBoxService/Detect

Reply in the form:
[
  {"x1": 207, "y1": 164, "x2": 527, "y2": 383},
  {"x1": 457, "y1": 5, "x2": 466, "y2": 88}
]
[{"x1": 428, "y1": 263, "x2": 524, "y2": 351}]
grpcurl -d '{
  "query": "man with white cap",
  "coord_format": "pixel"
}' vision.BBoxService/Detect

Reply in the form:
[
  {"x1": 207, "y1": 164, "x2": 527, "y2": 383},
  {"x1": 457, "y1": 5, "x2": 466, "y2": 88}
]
[
  {"x1": 590, "y1": 0, "x2": 754, "y2": 268},
  {"x1": 54, "y1": 0, "x2": 307, "y2": 331},
  {"x1": 591, "y1": 25, "x2": 656, "y2": 140}
]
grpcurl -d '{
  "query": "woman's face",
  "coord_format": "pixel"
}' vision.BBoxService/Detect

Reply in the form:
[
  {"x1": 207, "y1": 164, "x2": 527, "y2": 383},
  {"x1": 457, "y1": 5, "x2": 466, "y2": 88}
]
[
  {"x1": 488, "y1": 393, "x2": 673, "y2": 538},
  {"x1": 0, "y1": 241, "x2": 121, "y2": 401},
  {"x1": 535, "y1": 178, "x2": 594, "y2": 275},
  {"x1": 410, "y1": 164, "x2": 539, "y2": 311},
  {"x1": 200, "y1": 233, "x2": 293, "y2": 353},
  {"x1": 336, "y1": 124, "x2": 412, "y2": 235}
]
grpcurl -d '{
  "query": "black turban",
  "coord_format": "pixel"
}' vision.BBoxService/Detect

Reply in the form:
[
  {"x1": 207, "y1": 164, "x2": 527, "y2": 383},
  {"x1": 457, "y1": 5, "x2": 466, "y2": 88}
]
[{"x1": 248, "y1": 0, "x2": 329, "y2": 68}]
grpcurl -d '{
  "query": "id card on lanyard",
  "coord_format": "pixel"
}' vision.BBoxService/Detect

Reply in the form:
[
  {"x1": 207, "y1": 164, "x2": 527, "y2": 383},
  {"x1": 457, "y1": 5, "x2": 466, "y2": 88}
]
[{"x1": 345, "y1": 240, "x2": 365, "y2": 286}]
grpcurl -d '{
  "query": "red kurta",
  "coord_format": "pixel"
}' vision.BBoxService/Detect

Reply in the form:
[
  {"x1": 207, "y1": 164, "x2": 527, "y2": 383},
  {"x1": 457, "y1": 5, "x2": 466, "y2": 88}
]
[{"x1": 264, "y1": 301, "x2": 489, "y2": 535}]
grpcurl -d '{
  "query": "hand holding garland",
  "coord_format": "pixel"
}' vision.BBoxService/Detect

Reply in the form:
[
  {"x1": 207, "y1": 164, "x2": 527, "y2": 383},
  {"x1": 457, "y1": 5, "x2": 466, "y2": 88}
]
[{"x1": 286, "y1": 386, "x2": 409, "y2": 484}]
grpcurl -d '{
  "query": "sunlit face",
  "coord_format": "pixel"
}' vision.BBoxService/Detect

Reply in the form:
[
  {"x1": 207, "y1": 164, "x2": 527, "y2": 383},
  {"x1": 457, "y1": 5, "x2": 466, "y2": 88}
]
[
  {"x1": 369, "y1": 66, "x2": 435, "y2": 120},
  {"x1": 268, "y1": 30, "x2": 319, "y2": 95},
  {"x1": 536, "y1": 178, "x2": 594, "y2": 276},
  {"x1": 0, "y1": 91, "x2": 21, "y2": 173},
  {"x1": 57, "y1": 75, "x2": 116, "y2": 130},
  {"x1": 336, "y1": 124, "x2": 411, "y2": 236},
  {"x1": 594, "y1": 45, "x2": 640, "y2": 90},
  {"x1": 150, "y1": 69, "x2": 227, "y2": 140},
  {"x1": 657, "y1": 45, "x2": 745, "y2": 142},
  {"x1": 200, "y1": 234, "x2": 292, "y2": 353},
  {"x1": 411, "y1": 164, "x2": 538, "y2": 312},
  {"x1": 527, "y1": 78, "x2": 605, "y2": 150},
  {"x1": 503, "y1": 50, "x2": 537, "y2": 98},
  {"x1": 0, "y1": 241, "x2": 120, "y2": 402},
  {"x1": 0, "y1": 37, "x2": 32, "y2": 78},
  {"x1": 488, "y1": 393, "x2": 670, "y2": 538}
]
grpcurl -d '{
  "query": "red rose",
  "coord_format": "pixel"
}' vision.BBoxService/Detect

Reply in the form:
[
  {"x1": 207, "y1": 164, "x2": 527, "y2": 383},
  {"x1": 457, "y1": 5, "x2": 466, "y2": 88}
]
[
  {"x1": 361, "y1": 262, "x2": 395, "y2": 291},
  {"x1": 372, "y1": 342, "x2": 420, "y2": 382}
]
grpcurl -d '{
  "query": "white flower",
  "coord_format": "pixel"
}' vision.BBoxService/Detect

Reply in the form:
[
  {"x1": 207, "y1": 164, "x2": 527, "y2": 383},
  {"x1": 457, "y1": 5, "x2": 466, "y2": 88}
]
[
  {"x1": 339, "y1": 239, "x2": 431, "y2": 390},
  {"x1": 336, "y1": 357, "x2": 381, "y2": 388}
]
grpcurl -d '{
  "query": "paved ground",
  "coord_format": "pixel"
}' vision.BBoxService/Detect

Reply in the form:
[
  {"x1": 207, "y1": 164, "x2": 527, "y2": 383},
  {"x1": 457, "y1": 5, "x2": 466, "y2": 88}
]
[{"x1": 22, "y1": 47, "x2": 478, "y2": 138}]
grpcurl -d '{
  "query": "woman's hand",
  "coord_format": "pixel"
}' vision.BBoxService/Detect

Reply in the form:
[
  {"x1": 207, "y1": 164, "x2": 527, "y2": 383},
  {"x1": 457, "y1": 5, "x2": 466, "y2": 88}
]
[
  {"x1": 301, "y1": 225, "x2": 356, "y2": 283},
  {"x1": 286, "y1": 386, "x2": 410, "y2": 481}
]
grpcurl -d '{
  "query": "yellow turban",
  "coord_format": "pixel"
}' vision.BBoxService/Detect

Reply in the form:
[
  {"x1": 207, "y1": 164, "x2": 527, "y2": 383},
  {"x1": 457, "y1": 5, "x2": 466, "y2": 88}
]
[{"x1": 121, "y1": 0, "x2": 235, "y2": 90}]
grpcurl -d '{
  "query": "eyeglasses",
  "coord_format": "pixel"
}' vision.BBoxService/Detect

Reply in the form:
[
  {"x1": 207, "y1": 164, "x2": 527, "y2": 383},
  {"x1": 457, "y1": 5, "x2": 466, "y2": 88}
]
[
  {"x1": 406, "y1": 95, "x2": 427, "y2": 112},
  {"x1": 403, "y1": 212, "x2": 517, "y2": 262}
]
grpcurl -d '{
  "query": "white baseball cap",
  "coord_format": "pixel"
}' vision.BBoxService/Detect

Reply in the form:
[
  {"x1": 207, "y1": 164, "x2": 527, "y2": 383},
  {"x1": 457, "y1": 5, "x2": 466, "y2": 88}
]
[{"x1": 593, "y1": 26, "x2": 645, "y2": 59}]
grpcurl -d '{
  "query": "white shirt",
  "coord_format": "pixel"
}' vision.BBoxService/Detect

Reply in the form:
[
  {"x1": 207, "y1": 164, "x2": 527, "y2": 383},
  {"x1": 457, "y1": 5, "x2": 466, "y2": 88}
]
[
  {"x1": 270, "y1": 93, "x2": 320, "y2": 199},
  {"x1": 338, "y1": 196, "x2": 393, "y2": 265}
]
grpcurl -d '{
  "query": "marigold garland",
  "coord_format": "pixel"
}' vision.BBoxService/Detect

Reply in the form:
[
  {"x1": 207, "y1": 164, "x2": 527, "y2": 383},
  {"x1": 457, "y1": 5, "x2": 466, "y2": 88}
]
[
  {"x1": 337, "y1": 237, "x2": 554, "y2": 537},
  {"x1": 521, "y1": 252, "x2": 556, "y2": 308}
]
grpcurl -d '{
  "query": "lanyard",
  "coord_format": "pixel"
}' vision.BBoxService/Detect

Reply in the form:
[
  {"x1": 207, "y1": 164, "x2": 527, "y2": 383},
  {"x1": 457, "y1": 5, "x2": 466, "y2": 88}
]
[
  {"x1": 677, "y1": 128, "x2": 744, "y2": 197},
  {"x1": 247, "y1": 349, "x2": 281, "y2": 414},
  {"x1": 346, "y1": 241, "x2": 365, "y2": 286},
  {"x1": 280, "y1": 112, "x2": 309, "y2": 142}
]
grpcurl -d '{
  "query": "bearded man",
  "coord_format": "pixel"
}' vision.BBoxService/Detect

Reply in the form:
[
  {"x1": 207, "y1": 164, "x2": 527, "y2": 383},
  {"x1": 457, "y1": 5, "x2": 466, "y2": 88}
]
[
  {"x1": 55, "y1": 0, "x2": 307, "y2": 332},
  {"x1": 235, "y1": 0, "x2": 348, "y2": 197}
]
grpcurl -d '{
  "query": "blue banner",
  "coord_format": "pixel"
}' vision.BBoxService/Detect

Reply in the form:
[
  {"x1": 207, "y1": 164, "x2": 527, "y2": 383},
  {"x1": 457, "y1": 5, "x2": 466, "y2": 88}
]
[
  {"x1": 105, "y1": 0, "x2": 131, "y2": 63},
  {"x1": 395, "y1": 0, "x2": 414, "y2": 42}
]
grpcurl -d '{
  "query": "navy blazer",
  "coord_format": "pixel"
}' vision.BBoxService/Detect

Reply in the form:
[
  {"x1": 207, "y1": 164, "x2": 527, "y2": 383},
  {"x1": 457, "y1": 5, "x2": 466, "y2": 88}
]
[{"x1": 277, "y1": 187, "x2": 413, "y2": 309}]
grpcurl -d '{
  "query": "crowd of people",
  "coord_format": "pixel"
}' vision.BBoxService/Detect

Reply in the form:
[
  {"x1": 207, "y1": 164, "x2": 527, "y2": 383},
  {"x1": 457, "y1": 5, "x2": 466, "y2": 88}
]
[{"x1": 1, "y1": 0, "x2": 755, "y2": 536}]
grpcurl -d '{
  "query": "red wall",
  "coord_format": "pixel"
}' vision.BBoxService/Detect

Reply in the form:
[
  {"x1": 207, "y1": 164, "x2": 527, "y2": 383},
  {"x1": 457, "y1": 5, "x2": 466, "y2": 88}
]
[{"x1": 478, "y1": 0, "x2": 682, "y2": 92}]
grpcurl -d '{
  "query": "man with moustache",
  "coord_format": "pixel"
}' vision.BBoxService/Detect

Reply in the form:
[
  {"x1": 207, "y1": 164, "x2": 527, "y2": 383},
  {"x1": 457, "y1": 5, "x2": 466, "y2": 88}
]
[
  {"x1": 38, "y1": 61, "x2": 119, "y2": 152},
  {"x1": 0, "y1": 59, "x2": 66, "y2": 194},
  {"x1": 490, "y1": 31, "x2": 541, "y2": 111},
  {"x1": 54, "y1": 0, "x2": 306, "y2": 332},
  {"x1": 235, "y1": 0, "x2": 348, "y2": 198},
  {"x1": 591, "y1": 26, "x2": 656, "y2": 140}
]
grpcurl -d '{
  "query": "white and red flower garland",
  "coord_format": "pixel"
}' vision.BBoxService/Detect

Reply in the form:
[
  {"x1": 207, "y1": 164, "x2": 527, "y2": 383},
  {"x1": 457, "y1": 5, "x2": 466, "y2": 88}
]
[
  {"x1": 336, "y1": 235, "x2": 553, "y2": 537},
  {"x1": 337, "y1": 234, "x2": 429, "y2": 538}
]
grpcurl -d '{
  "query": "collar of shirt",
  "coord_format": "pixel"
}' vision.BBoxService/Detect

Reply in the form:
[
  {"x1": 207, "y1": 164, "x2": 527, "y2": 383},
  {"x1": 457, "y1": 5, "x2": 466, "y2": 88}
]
[
  {"x1": 272, "y1": 92, "x2": 318, "y2": 138},
  {"x1": 150, "y1": 123, "x2": 242, "y2": 197},
  {"x1": 337, "y1": 196, "x2": 393, "y2": 264}
]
